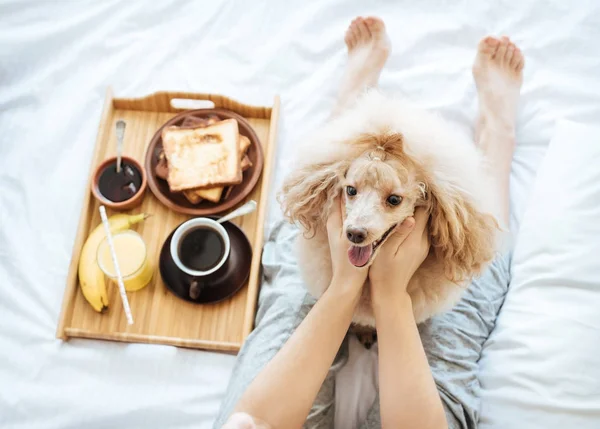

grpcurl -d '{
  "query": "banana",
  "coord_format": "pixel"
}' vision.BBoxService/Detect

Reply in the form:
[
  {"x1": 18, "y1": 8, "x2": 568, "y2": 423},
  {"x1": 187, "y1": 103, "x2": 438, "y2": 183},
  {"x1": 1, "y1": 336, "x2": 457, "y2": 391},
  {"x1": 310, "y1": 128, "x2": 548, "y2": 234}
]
[{"x1": 78, "y1": 213, "x2": 149, "y2": 312}]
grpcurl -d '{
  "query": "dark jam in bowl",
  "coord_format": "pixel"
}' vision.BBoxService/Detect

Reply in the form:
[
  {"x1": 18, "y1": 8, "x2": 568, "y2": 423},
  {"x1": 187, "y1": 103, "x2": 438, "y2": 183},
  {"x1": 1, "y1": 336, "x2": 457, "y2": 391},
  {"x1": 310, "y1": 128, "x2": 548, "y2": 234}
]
[{"x1": 97, "y1": 161, "x2": 143, "y2": 202}]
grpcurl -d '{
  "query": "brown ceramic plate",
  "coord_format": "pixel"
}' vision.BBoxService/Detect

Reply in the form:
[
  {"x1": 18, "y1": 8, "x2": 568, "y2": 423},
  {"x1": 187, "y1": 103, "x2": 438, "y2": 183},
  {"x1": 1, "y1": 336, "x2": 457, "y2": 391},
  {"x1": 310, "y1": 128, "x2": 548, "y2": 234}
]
[
  {"x1": 159, "y1": 218, "x2": 252, "y2": 304},
  {"x1": 145, "y1": 108, "x2": 264, "y2": 215}
]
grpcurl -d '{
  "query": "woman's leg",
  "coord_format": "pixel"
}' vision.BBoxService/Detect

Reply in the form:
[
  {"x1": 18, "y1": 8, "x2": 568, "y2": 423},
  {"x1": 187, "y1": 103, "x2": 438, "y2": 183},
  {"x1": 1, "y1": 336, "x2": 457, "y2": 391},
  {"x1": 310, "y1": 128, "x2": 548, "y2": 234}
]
[
  {"x1": 217, "y1": 17, "x2": 393, "y2": 429},
  {"x1": 332, "y1": 16, "x2": 391, "y2": 116},
  {"x1": 360, "y1": 36, "x2": 524, "y2": 429},
  {"x1": 301, "y1": 17, "x2": 392, "y2": 428},
  {"x1": 214, "y1": 224, "x2": 348, "y2": 429},
  {"x1": 214, "y1": 223, "x2": 314, "y2": 427},
  {"x1": 473, "y1": 35, "x2": 524, "y2": 225},
  {"x1": 360, "y1": 254, "x2": 511, "y2": 429}
]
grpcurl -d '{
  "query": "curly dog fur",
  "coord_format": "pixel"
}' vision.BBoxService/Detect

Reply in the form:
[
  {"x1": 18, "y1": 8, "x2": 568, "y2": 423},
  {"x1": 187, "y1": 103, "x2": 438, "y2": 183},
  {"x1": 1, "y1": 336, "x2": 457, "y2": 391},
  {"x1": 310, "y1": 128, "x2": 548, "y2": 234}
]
[{"x1": 280, "y1": 90, "x2": 501, "y2": 327}]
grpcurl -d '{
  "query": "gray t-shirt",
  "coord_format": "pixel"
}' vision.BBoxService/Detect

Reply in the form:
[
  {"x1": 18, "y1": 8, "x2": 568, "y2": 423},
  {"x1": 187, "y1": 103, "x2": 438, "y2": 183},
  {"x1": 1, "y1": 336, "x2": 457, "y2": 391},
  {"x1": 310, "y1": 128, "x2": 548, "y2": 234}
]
[{"x1": 215, "y1": 222, "x2": 511, "y2": 429}]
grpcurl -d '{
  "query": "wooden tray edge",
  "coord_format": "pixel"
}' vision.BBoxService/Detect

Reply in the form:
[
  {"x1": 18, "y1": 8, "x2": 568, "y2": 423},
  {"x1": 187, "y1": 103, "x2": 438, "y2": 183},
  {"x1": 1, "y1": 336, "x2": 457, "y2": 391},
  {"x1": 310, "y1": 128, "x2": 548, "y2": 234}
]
[
  {"x1": 57, "y1": 90, "x2": 281, "y2": 351},
  {"x1": 64, "y1": 328, "x2": 242, "y2": 353},
  {"x1": 241, "y1": 95, "x2": 281, "y2": 337},
  {"x1": 56, "y1": 87, "x2": 115, "y2": 339},
  {"x1": 113, "y1": 91, "x2": 272, "y2": 119}
]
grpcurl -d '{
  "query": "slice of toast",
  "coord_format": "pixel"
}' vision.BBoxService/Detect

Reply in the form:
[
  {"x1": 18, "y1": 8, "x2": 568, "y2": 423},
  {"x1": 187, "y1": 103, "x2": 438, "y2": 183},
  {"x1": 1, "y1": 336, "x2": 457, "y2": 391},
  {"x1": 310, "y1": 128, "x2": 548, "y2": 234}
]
[
  {"x1": 155, "y1": 136, "x2": 250, "y2": 182},
  {"x1": 162, "y1": 119, "x2": 242, "y2": 192},
  {"x1": 183, "y1": 191, "x2": 203, "y2": 204},
  {"x1": 240, "y1": 155, "x2": 252, "y2": 171},
  {"x1": 239, "y1": 135, "x2": 251, "y2": 154},
  {"x1": 185, "y1": 187, "x2": 222, "y2": 204},
  {"x1": 184, "y1": 135, "x2": 253, "y2": 203}
]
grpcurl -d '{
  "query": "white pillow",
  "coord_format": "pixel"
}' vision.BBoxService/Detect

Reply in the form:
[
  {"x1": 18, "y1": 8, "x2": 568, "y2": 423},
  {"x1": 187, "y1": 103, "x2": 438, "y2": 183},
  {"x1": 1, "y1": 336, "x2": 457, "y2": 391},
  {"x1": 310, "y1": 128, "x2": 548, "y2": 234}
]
[{"x1": 478, "y1": 120, "x2": 600, "y2": 428}]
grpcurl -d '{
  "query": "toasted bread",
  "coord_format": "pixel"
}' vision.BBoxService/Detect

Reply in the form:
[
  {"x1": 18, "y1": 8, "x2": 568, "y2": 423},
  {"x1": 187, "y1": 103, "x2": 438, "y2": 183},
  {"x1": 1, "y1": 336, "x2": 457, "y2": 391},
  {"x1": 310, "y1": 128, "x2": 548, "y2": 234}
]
[
  {"x1": 162, "y1": 119, "x2": 242, "y2": 192},
  {"x1": 156, "y1": 135, "x2": 250, "y2": 182},
  {"x1": 241, "y1": 155, "x2": 252, "y2": 171},
  {"x1": 239, "y1": 135, "x2": 251, "y2": 153},
  {"x1": 186, "y1": 134, "x2": 253, "y2": 203},
  {"x1": 183, "y1": 191, "x2": 203, "y2": 204},
  {"x1": 185, "y1": 186, "x2": 223, "y2": 203}
]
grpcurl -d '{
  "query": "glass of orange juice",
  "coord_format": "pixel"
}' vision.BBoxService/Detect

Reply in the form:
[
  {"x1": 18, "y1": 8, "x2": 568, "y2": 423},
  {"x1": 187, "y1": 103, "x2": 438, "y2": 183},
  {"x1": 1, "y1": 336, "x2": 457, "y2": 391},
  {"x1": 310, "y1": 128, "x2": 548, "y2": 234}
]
[{"x1": 97, "y1": 230, "x2": 153, "y2": 291}]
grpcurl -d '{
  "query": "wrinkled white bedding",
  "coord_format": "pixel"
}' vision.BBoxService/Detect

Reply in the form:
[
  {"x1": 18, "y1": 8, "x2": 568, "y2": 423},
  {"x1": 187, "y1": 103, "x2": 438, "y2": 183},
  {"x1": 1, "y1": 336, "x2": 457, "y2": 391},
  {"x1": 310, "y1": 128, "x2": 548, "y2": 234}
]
[{"x1": 1, "y1": 1, "x2": 599, "y2": 428}]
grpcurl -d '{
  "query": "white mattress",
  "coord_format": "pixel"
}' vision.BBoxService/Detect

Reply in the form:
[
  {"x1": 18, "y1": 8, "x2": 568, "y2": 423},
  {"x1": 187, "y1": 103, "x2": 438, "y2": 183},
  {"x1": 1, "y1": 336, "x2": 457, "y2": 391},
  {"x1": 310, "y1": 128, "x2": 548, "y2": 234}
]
[{"x1": 1, "y1": 1, "x2": 599, "y2": 428}]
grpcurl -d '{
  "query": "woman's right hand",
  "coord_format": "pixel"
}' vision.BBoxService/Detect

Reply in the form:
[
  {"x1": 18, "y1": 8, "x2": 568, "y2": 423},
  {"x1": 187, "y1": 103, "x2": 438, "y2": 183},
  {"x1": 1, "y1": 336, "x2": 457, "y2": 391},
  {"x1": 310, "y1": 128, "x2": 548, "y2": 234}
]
[
  {"x1": 368, "y1": 208, "x2": 430, "y2": 302},
  {"x1": 326, "y1": 196, "x2": 369, "y2": 293}
]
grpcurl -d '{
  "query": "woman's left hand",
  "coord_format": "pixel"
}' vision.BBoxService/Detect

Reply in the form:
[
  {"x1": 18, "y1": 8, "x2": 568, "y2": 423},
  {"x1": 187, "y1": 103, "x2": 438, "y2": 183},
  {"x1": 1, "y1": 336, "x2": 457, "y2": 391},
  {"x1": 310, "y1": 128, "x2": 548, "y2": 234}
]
[
  {"x1": 326, "y1": 196, "x2": 369, "y2": 292},
  {"x1": 369, "y1": 208, "x2": 430, "y2": 301}
]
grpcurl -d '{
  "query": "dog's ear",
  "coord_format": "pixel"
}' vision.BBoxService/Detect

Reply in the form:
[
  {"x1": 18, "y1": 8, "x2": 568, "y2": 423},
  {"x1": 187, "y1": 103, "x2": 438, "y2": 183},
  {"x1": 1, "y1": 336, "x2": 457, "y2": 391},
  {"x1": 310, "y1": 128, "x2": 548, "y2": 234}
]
[
  {"x1": 279, "y1": 160, "x2": 347, "y2": 236},
  {"x1": 428, "y1": 181, "x2": 499, "y2": 283}
]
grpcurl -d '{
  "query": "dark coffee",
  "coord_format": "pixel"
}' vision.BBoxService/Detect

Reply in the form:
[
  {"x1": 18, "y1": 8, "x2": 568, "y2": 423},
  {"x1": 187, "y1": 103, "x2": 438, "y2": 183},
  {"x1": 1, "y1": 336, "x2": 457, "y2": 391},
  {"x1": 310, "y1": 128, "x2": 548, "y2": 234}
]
[
  {"x1": 98, "y1": 162, "x2": 142, "y2": 202},
  {"x1": 179, "y1": 227, "x2": 225, "y2": 272}
]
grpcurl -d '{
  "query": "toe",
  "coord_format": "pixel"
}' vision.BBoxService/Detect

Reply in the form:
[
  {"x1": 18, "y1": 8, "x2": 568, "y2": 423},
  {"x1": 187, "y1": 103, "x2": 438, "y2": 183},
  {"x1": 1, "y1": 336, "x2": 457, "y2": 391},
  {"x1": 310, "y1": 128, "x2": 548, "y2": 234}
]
[
  {"x1": 495, "y1": 37, "x2": 509, "y2": 61},
  {"x1": 506, "y1": 43, "x2": 515, "y2": 67},
  {"x1": 510, "y1": 47, "x2": 521, "y2": 69},
  {"x1": 356, "y1": 17, "x2": 371, "y2": 40},
  {"x1": 345, "y1": 30, "x2": 354, "y2": 49},
  {"x1": 346, "y1": 20, "x2": 359, "y2": 49},
  {"x1": 484, "y1": 36, "x2": 500, "y2": 47},
  {"x1": 479, "y1": 36, "x2": 500, "y2": 56},
  {"x1": 365, "y1": 16, "x2": 385, "y2": 37}
]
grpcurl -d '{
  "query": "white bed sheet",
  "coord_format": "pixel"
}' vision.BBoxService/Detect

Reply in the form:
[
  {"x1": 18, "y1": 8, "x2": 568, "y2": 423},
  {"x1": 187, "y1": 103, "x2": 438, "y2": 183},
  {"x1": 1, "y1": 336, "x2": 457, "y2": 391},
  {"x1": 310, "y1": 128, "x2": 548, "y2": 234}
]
[{"x1": 1, "y1": 1, "x2": 599, "y2": 428}]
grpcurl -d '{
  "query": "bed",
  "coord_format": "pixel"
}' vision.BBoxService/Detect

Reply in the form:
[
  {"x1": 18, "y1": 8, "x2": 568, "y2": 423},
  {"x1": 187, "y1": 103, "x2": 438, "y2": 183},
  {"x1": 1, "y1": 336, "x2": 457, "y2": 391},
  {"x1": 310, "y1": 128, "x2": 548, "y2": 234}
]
[{"x1": 1, "y1": 1, "x2": 599, "y2": 428}]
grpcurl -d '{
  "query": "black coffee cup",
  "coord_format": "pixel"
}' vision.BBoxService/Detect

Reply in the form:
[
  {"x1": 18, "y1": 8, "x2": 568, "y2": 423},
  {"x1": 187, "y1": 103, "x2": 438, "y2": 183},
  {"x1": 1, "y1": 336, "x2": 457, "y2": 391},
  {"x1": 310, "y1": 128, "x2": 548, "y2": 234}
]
[{"x1": 169, "y1": 217, "x2": 230, "y2": 299}]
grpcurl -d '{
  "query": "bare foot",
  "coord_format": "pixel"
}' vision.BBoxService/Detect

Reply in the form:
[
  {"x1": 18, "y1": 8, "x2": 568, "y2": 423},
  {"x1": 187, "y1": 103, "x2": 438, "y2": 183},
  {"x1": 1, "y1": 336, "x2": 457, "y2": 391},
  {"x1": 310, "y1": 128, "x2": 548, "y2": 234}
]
[
  {"x1": 472, "y1": 36, "x2": 525, "y2": 225},
  {"x1": 333, "y1": 17, "x2": 391, "y2": 115},
  {"x1": 344, "y1": 16, "x2": 391, "y2": 79},
  {"x1": 473, "y1": 36, "x2": 524, "y2": 138}
]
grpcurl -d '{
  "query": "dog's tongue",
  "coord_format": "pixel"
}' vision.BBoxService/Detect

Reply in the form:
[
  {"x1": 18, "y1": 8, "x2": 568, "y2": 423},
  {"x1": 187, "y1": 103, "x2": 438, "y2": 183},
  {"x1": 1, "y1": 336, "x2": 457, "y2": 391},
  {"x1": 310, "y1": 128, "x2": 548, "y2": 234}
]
[{"x1": 348, "y1": 245, "x2": 372, "y2": 267}]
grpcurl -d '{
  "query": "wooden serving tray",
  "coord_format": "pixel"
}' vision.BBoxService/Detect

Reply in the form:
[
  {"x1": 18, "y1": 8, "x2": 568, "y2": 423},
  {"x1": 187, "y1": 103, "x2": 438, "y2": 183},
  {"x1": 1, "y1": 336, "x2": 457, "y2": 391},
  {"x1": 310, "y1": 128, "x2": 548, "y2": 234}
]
[{"x1": 57, "y1": 89, "x2": 280, "y2": 353}]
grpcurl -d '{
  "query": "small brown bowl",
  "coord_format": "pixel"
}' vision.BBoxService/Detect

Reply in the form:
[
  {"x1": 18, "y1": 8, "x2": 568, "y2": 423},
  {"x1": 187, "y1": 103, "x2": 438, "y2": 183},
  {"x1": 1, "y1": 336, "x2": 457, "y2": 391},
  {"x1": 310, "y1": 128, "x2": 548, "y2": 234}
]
[{"x1": 91, "y1": 156, "x2": 147, "y2": 210}]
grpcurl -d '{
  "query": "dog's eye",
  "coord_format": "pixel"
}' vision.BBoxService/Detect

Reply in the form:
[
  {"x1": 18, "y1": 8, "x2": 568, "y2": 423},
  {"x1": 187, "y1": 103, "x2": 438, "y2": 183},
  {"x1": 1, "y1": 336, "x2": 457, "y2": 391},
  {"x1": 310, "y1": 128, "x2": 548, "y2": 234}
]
[
  {"x1": 346, "y1": 186, "x2": 357, "y2": 196},
  {"x1": 387, "y1": 195, "x2": 402, "y2": 206}
]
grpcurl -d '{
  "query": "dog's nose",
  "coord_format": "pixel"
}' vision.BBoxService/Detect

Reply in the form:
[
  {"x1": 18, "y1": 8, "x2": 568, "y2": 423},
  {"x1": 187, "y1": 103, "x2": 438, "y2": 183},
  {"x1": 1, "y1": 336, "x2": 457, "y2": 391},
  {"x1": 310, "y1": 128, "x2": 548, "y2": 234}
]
[{"x1": 346, "y1": 227, "x2": 367, "y2": 244}]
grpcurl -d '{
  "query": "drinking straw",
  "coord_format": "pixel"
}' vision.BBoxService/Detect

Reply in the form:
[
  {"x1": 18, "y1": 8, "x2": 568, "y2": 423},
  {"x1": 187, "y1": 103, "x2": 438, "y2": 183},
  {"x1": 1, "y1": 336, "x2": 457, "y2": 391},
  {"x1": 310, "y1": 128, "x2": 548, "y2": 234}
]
[{"x1": 99, "y1": 205, "x2": 134, "y2": 325}]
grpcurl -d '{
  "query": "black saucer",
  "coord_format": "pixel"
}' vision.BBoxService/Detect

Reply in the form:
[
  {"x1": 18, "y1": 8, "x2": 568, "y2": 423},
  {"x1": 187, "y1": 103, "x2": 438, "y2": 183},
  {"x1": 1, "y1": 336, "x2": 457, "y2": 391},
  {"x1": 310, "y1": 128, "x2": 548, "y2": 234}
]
[{"x1": 159, "y1": 219, "x2": 253, "y2": 304}]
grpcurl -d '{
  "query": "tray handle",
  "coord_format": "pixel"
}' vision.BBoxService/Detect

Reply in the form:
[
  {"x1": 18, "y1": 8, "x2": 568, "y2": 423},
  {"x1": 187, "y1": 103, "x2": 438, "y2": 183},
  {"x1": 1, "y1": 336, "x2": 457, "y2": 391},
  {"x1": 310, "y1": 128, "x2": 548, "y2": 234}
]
[
  {"x1": 169, "y1": 98, "x2": 215, "y2": 110},
  {"x1": 113, "y1": 91, "x2": 271, "y2": 119}
]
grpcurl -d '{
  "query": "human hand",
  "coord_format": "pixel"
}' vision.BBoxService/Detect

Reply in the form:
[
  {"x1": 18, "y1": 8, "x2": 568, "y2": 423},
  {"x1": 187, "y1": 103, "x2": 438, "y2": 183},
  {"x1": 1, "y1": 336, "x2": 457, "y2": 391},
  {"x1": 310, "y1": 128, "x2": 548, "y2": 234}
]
[
  {"x1": 327, "y1": 196, "x2": 369, "y2": 291},
  {"x1": 369, "y1": 208, "x2": 430, "y2": 301}
]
